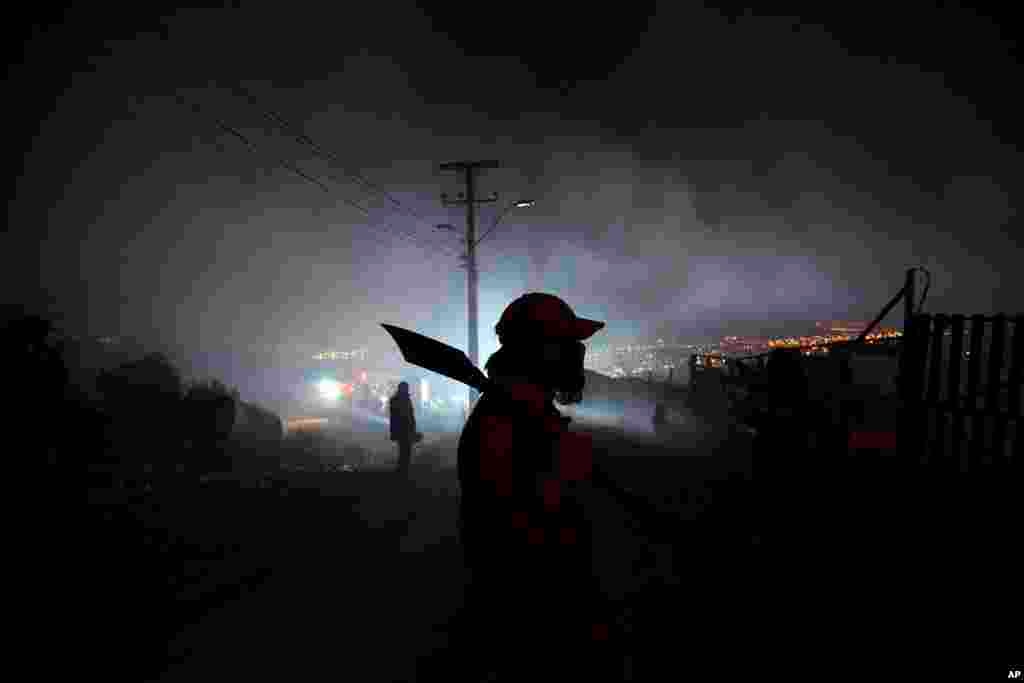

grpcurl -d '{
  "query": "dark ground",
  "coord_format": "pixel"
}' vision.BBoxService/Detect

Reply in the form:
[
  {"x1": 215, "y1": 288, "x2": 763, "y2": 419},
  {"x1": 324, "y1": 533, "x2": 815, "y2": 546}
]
[{"x1": 43, "y1": 405, "x2": 1018, "y2": 681}]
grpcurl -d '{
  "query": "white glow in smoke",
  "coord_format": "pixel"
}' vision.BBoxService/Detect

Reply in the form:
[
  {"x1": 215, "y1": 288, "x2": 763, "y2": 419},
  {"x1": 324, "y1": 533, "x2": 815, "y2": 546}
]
[{"x1": 318, "y1": 378, "x2": 342, "y2": 402}]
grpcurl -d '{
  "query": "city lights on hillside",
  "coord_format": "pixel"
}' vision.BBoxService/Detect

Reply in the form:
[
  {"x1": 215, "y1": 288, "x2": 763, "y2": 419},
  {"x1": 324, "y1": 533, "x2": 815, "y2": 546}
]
[
  {"x1": 312, "y1": 348, "x2": 368, "y2": 362},
  {"x1": 766, "y1": 327, "x2": 902, "y2": 351}
]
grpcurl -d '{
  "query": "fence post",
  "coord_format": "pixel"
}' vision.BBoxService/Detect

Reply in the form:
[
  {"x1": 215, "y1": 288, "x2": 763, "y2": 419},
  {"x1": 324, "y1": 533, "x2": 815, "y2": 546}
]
[
  {"x1": 987, "y1": 314, "x2": 1008, "y2": 465},
  {"x1": 838, "y1": 347, "x2": 854, "y2": 457},
  {"x1": 1008, "y1": 316, "x2": 1023, "y2": 467},
  {"x1": 948, "y1": 315, "x2": 966, "y2": 464},
  {"x1": 926, "y1": 314, "x2": 948, "y2": 464},
  {"x1": 965, "y1": 315, "x2": 986, "y2": 467},
  {"x1": 899, "y1": 314, "x2": 930, "y2": 464},
  {"x1": 903, "y1": 268, "x2": 917, "y2": 338},
  {"x1": 899, "y1": 267, "x2": 917, "y2": 400}
]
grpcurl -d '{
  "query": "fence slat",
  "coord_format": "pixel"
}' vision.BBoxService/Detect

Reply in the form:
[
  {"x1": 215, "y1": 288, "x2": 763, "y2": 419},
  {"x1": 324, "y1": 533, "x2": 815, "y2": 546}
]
[
  {"x1": 987, "y1": 315, "x2": 1008, "y2": 464},
  {"x1": 966, "y1": 314, "x2": 987, "y2": 463},
  {"x1": 927, "y1": 315, "x2": 948, "y2": 461},
  {"x1": 1009, "y1": 315, "x2": 1024, "y2": 464},
  {"x1": 901, "y1": 314, "x2": 931, "y2": 461},
  {"x1": 948, "y1": 315, "x2": 966, "y2": 462}
]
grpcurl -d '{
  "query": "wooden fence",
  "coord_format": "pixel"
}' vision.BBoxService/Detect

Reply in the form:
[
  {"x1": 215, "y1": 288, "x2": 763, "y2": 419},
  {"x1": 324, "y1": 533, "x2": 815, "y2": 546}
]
[{"x1": 899, "y1": 313, "x2": 1022, "y2": 468}]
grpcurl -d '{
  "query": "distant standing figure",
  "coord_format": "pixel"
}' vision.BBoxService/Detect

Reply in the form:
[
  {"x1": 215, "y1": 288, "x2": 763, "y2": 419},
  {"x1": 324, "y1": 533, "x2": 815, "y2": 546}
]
[
  {"x1": 389, "y1": 382, "x2": 420, "y2": 475},
  {"x1": 749, "y1": 348, "x2": 811, "y2": 543},
  {"x1": 652, "y1": 403, "x2": 670, "y2": 440},
  {"x1": 652, "y1": 403, "x2": 667, "y2": 428}
]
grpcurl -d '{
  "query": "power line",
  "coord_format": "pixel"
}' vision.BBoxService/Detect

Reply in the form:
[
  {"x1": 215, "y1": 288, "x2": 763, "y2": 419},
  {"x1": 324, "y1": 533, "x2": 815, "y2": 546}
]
[
  {"x1": 176, "y1": 94, "x2": 458, "y2": 260},
  {"x1": 225, "y1": 82, "x2": 453, "y2": 254},
  {"x1": 226, "y1": 83, "x2": 439, "y2": 230},
  {"x1": 177, "y1": 94, "x2": 332, "y2": 193},
  {"x1": 230, "y1": 81, "x2": 458, "y2": 253},
  {"x1": 295, "y1": 159, "x2": 456, "y2": 256}
]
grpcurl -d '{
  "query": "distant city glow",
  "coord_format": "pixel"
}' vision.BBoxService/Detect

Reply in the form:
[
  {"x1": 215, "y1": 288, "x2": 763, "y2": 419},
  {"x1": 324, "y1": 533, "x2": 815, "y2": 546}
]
[
  {"x1": 312, "y1": 348, "x2": 368, "y2": 362},
  {"x1": 766, "y1": 327, "x2": 901, "y2": 351}
]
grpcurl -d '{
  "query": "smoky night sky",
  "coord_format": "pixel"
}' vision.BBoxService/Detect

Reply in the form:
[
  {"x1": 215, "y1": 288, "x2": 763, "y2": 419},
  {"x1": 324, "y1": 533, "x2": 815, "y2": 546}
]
[{"x1": 6, "y1": 3, "x2": 1020, "y2": 369}]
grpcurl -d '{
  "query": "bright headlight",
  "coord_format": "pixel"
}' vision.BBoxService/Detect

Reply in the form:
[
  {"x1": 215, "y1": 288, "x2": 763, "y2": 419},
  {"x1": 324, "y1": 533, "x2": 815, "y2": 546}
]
[{"x1": 318, "y1": 378, "x2": 342, "y2": 402}]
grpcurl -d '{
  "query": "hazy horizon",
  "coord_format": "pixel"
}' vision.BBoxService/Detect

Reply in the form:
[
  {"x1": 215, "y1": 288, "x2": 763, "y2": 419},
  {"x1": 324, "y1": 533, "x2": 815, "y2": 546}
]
[{"x1": 7, "y1": 5, "x2": 1018, "y2": 404}]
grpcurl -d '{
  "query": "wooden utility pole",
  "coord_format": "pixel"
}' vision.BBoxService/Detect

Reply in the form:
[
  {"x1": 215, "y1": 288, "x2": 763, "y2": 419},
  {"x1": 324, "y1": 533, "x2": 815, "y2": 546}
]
[{"x1": 440, "y1": 160, "x2": 500, "y2": 408}]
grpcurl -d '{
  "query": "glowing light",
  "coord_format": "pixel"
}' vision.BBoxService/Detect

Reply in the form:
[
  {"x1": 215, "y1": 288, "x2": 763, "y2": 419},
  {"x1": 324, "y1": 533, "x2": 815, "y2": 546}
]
[
  {"x1": 318, "y1": 379, "x2": 342, "y2": 402},
  {"x1": 287, "y1": 417, "x2": 328, "y2": 432},
  {"x1": 420, "y1": 378, "x2": 430, "y2": 404}
]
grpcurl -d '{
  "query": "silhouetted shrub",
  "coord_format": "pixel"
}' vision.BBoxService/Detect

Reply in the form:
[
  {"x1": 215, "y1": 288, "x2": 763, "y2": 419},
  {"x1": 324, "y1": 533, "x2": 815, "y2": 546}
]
[
  {"x1": 182, "y1": 380, "x2": 237, "y2": 446},
  {"x1": 4, "y1": 314, "x2": 70, "y2": 401},
  {"x1": 93, "y1": 356, "x2": 184, "y2": 462},
  {"x1": 97, "y1": 352, "x2": 184, "y2": 425},
  {"x1": 3, "y1": 315, "x2": 77, "y2": 460},
  {"x1": 235, "y1": 401, "x2": 283, "y2": 445}
]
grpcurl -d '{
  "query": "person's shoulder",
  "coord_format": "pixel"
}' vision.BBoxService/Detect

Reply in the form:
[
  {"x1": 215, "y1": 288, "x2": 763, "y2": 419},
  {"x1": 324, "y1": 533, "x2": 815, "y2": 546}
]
[{"x1": 472, "y1": 399, "x2": 518, "y2": 432}]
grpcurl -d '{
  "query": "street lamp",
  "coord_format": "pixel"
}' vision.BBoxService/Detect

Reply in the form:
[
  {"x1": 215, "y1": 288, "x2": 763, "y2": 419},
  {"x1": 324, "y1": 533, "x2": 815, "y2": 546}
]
[
  {"x1": 435, "y1": 197, "x2": 535, "y2": 256},
  {"x1": 473, "y1": 199, "x2": 535, "y2": 248},
  {"x1": 435, "y1": 197, "x2": 535, "y2": 411}
]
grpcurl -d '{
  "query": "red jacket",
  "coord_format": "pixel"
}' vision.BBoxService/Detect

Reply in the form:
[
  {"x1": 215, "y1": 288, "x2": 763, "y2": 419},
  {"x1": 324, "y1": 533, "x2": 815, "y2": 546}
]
[
  {"x1": 458, "y1": 380, "x2": 594, "y2": 551},
  {"x1": 456, "y1": 379, "x2": 612, "y2": 646}
]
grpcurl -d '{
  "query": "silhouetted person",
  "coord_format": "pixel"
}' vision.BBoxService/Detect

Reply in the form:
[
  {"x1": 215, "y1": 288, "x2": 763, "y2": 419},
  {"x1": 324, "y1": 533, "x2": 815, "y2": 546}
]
[
  {"x1": 359, "y1": 381, "x2": 372, "y2": 412},
  {"x1": 748, "y1": 348, "x2": 811, "y2": 545},
  {"x1": 388, "y1": 382, "x2": 419, "y2": 475},
  {"x1": 748, "y1": 348, "x2": 809, "y2": 441},
  {"x1": 448, "y1": 293, "x2": 618, "y2": 680},
  {"x1": 652, "y1": 403, "x2": 668, "y2": 434}
]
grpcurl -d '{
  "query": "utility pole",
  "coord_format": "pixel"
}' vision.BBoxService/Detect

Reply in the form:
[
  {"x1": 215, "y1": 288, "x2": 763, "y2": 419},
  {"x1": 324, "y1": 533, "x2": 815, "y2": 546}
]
[{"x1": 440, "y1": 160, "x2": 500, "y2": 409}]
